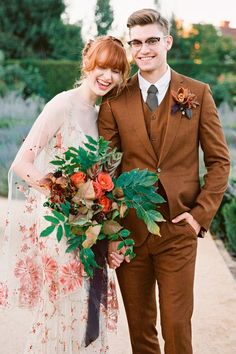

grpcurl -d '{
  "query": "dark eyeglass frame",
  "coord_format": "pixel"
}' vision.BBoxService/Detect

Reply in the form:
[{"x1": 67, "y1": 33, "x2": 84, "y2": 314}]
[{"x1": 127, "y1": 36, "x2": 168, "y2": 48}]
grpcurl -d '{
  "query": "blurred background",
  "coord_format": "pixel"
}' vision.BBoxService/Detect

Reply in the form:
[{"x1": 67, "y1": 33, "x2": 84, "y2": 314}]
[{"x1": 0, "y1": 0, "x2": 236, "y2": 256}]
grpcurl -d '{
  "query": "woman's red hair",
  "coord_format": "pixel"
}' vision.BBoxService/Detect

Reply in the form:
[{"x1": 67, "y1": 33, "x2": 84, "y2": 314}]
[{"x1": 82, "y1": 36, "x2": 130, "y2": 88}]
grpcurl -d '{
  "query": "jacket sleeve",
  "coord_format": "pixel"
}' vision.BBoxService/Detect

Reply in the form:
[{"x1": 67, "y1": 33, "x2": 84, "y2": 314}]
[
  {"x1": 190, "y1": 84, "x2": 230, "y2": 231},
  {"x1": 98, "y1": 98, "x2": 121, "y2": 151}
]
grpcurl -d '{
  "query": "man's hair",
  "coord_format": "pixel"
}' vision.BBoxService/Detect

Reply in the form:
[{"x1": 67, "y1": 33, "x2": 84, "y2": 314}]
[{"x1": 127, "y1": 8, "x2": 169, "y2": 35}]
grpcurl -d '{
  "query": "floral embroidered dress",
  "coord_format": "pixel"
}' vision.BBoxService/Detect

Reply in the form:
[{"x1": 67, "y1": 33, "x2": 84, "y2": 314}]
[{"x1": 0, "y1": 89, "x2": 118, "y2": 353}]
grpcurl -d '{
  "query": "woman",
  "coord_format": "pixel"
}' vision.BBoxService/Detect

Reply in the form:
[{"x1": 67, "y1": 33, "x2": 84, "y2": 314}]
[{"x1": 0, "y1": 36, "x2": 130, "y2": 353}]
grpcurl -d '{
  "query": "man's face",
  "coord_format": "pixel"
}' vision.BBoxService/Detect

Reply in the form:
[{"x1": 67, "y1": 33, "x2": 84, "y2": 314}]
[{"x1": 129, "y1": 23, "x2": 172, "y2": 79}]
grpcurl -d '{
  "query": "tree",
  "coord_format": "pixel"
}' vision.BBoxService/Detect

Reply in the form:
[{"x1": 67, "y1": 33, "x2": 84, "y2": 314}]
[
  {"x1": 49, "y1": 23, "x2": 84, "y2": 61},
  {"x1": 153, "y1": 0, "x2": 160, "y2": 9},
  {"x1": 0, "y1": 0, "x2": 83, "y2": 59},
  {"x1": 169, "y1": 16, "x2": 192, "y2": 60},
  {"x1": 95, "y1": 0, "x2": 114, "y2": 36}
]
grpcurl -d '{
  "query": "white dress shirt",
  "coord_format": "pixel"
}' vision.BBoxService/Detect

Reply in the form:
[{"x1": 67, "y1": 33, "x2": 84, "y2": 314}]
[{"x1": 138, "y1": 66, "x2": 171, "y2": 105}]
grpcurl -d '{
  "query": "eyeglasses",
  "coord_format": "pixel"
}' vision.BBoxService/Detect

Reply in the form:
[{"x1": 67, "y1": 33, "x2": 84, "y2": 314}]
[{"x1": 127, "y1": 36, "x2": 168, "y2": 49}]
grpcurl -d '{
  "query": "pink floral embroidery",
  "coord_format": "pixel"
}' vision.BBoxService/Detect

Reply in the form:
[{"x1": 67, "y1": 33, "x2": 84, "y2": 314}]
[
  {"x1": 27, "y1": 196, "x2": 37, "y2": 204},
  {"x1": 59, "y1": 260, "x2": 83, "y2": 292},
  {"x1": 28, "y1": 223, "x2": 38, "y2": 244},
  {"x1": 107, "y1": 280, "x2": 118, "y2": 331},
  {"x1": 25, "y1": 205, "x2": 34, "y2": 214},
  {"x1": 21, "y1": 223, "x2": 38, "y2": 244},
  {"x1": 38, "y1": 241, "x2": 45, "y2": 251},
  {"x1": 0, "y1": 282, "x2": 8, "y2": 306},
  {"x1": 19, "y1": 224, "x2": 27, "y2": 234},
  {"x1": 18, "y1": 283, "x2": 41, "y2": 307},
  {"x1": 42, "y1": 255, "x2": 58, "y2": 281},
  {"x1": 21, "y1": 243, "x2": 30, "y2": 253},
  {"x1": 14, "y1": 256, "x2": 41, "y2": 284},
  {"x1": 48, "y1": 281, "x2": 59, "y2": 302}
]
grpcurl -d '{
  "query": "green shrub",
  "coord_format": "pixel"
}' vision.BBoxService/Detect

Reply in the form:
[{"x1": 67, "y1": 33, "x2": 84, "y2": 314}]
[
  {"x1": 222, "y1": 198, "x2": 236, "y2": 255},
  {"x1": 7, "y1": 59, "x2": 80, "y2": 101},
  {"x1": 211, "y1": 181, "x2": 236, "y2": 255}
]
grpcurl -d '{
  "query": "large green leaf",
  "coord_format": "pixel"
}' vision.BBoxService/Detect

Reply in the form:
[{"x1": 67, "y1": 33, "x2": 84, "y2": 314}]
[
  {"x1": 52, "y1": 210, "x2": 65, "y2": 222},
  {"x1": 136, "y1": 207, "x2": 162, "y2": 236},
  {"x1": 40, "y1": 225, "x2": 56, "y2": 237},
  {"x1": 56, "y1": 225, "x2": 63, "y2": 242},
  {"x1": 44, "y1": 215, "x2": 60, "y2": 224},
  {"x1": 50, "y1": 160, "x2": 65, "y2": 166}
]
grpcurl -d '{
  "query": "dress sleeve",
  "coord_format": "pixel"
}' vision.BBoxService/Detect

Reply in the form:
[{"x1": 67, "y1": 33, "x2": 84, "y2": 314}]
[{"x1": 11, "y1": 92, "x2": 67, "y2": 193}]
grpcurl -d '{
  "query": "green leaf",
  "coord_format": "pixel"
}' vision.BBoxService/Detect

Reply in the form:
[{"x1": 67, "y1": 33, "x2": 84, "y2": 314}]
[
  {"x1": 146, "y1": 220, "x2": 160, "y2": 235},
  {"x1": 79, "y1": 248, "x2": 100, "y2": 278},
  {"x1": 64, "y1": 223, "x2": 71, "y2": 238},
  {"x1": 52, "y1": 210, "x2": 65, "y2": 222},
  {"x1": 108, "y1": 234, "x2": 119, "y2": 241},
  {"x1": 119, "y1": 229, "x2": 130, "y2": 237},
  {"x1": 44, "y1": 215, "x2": 60, "y2": 224},
  {"x1": 117, "y1": 241, "x2": 125, "y2": 250},
  {"x1": 84, "y1": 143, "x2": 97, "y2": 151},
  {"x1": 124, "y1": 238, "x2": 135, "y2": 246},
  {"x1": 68, "y1": 147, "x2": 79, "y2": 153},
  {"x1": 61, "y1": 202, "x2": 71, "y2": 217},
  {"x1": 65, "y1": 242, "x2": 79, "y2": 253},
  {"x1": 135, "y1": 207, "x2": 162, "y2": 235},
  {"x1": 112, "y1": 210, "x2": 120, "y2": 220},
  {"x1": 97, "y1": 233, "x2": 106, "y2": 240},
  {"x1": 50, "y1": 160, "x2": 65, "y2": 166},
  {"x1": 85, "y1": 135, "x2": 98, "y2": 145},
  {"x1": 40, "y1": 225, "x2": 56, "y2": 237},
  {"x1": 56, "y1": 225, "x2": 63, "y2": 242}
]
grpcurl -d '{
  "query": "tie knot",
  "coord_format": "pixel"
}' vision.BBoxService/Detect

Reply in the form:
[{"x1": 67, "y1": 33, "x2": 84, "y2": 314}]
[{"x1": 147, "y1": 85, "x2": 158, "y2": 94}]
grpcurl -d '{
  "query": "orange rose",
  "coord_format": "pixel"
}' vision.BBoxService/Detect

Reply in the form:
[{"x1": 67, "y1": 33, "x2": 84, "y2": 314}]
[
  {"x1": 93, "y1": 181, "x2": 104, "y2": 198},
  {"x1": 98, "y1": 196, "x2": 112, "y2": 213},
  {"x1": 96, "y1": 172, "x2": 114, "y2": 191},
  {"x1": 70, "y1": 172, "x2": 86, "y2": 188}
]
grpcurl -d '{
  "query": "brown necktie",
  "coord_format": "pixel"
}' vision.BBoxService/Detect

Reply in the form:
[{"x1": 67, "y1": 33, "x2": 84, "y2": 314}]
[{"x1": 146, "y1": 85, "x2": 158, "y2": 111}]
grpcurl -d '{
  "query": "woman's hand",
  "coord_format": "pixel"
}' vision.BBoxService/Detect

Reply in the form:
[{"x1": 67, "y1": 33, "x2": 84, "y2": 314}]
[{"x1": 108, "y1": 241, "x2": 130, "y2": 269}]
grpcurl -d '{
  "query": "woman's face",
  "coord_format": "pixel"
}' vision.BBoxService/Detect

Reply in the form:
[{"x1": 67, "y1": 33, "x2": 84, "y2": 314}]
[{"x1": 86, "y1": 66, "x2": 122, "y2": 97}]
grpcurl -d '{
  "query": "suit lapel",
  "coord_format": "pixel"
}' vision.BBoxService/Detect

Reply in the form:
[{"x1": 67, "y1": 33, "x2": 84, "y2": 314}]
[
  {"x1": 158, "y1": 70, "x2": 185, "y2": 165},
  {"x1": 126, "y1": 74, "x2": 157, "y2": 164}
]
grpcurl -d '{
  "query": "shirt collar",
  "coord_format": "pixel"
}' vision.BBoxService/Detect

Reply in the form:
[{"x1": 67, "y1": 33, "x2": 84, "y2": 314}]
[{"x1": 138, "y1": 65, "x2": 171, "y2": 98}]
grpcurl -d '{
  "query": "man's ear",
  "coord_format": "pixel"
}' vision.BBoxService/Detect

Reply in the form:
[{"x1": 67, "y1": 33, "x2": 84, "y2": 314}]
[{"x1": 166, "y1": 35, "x2": 173, "y2": 51}]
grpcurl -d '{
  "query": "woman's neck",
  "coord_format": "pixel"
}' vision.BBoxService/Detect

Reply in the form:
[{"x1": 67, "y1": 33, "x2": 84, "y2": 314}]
[{"x1": 77, "y1": 81, "x2": 98, "y2": 107}]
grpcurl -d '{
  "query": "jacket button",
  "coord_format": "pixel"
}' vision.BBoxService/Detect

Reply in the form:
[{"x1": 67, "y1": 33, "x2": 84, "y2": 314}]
[{"x1": 157, "y1": 167, "x2": 161, "y2": 173}]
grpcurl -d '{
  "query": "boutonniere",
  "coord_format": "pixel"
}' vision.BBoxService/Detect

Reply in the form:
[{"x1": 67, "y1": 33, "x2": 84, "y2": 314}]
[{"x1": 171, "y1": 87, "x2": 199, "y2": 119}]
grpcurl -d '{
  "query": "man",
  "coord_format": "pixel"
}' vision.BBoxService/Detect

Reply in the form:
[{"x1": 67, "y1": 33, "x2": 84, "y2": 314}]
[{"x1": 98, "y1": 8, "x2": 230, "y2": 354}]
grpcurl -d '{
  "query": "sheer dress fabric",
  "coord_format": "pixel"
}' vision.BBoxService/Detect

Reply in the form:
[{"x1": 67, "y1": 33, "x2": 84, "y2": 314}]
[{"x1": 0, "y1": 89, "x2": 118, "y2": 353}]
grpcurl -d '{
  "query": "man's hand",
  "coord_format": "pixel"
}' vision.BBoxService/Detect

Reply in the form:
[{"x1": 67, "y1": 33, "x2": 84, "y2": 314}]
[
  {"x1": 108, "y1": 241, "x2": 130, "y2": 269},
  {"x1": 172, "y1": 212, "x2": 201, "y2": 235}
]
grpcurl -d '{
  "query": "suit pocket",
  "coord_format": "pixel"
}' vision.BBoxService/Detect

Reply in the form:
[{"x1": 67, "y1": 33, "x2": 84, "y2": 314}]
[{"x1": 185, "y1": 222, "x2": 198, "y2": 237}]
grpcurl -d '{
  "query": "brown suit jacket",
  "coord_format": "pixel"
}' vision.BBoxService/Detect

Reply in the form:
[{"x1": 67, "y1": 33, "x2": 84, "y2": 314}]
[{"x1": 98, "y1": 70, "x2": 230, "y2": 246}]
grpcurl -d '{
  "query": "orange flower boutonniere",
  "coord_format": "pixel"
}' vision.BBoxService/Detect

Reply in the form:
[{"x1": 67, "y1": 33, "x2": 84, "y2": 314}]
[{"x1": 171, "y1": 87, "x2": 199, "y2": 119}]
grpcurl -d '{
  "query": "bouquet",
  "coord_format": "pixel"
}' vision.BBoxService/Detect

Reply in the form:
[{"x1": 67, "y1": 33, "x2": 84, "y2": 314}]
[{"x1": 39, "y1": 136, "x2": 165, "y2": 277}]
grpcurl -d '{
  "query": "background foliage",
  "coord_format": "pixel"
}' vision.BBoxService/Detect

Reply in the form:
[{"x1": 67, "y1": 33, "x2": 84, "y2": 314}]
[{"x1": 0, "y1": 0, "x2": 83, "y2": 60}]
